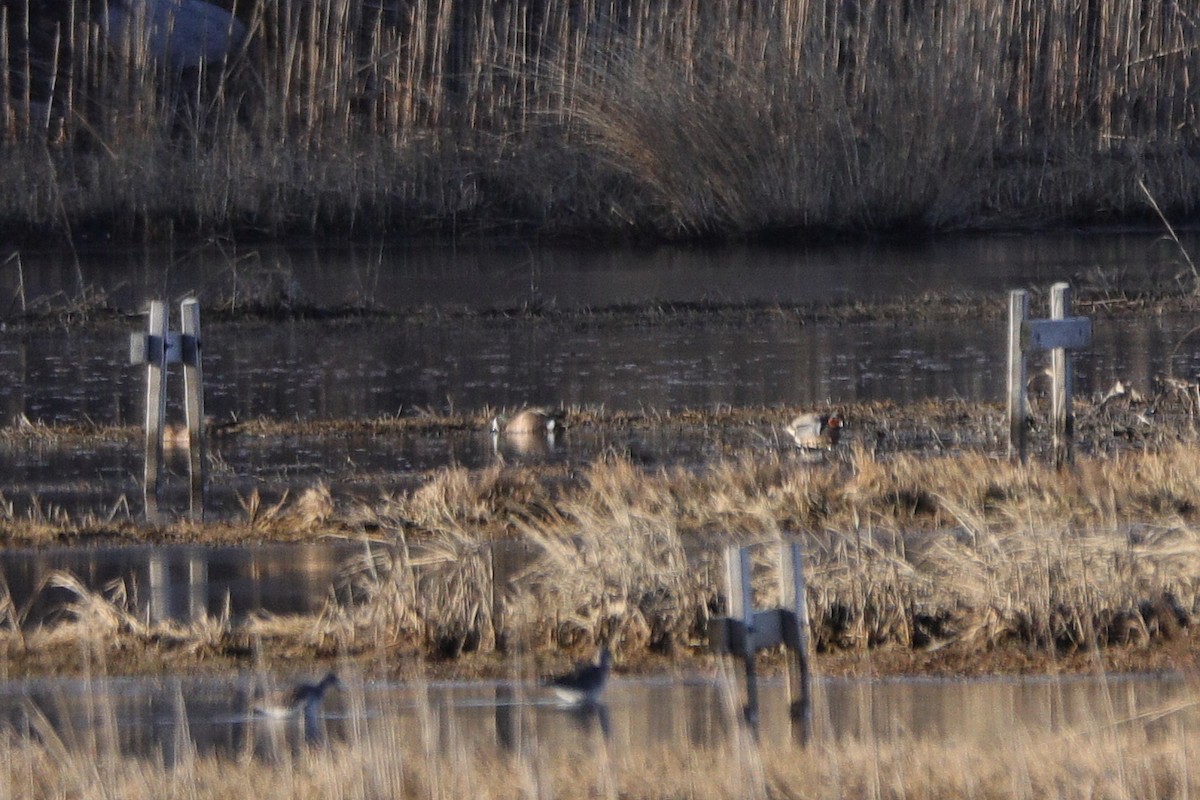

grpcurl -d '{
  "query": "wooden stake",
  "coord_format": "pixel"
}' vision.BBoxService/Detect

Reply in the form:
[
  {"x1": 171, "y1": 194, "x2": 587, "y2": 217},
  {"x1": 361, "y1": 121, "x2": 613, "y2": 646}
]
[
  {"x1": 143, "y1": 301, "x2": 168, "y2": 519},
  {"x1": 180, "y1": 298, "x2": 206, "y2": 519},
  {"x1": 780, "y1": 541, "x2": 813, "y2": 744},
  {"x1": 1007, "y1": 290, "x2": 1029, "y2": 463},
  {"x1": 724, "y1": 546, "x2": 758, "y2": 726},
  {"x1": 1050, "y1": 282, "x2": 1074, "y2": 468}
]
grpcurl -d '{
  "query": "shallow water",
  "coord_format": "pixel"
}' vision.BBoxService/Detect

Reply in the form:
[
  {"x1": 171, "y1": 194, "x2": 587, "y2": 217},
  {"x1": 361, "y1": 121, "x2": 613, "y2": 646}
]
[
  {"x1": 0, "y1": 542, "x2": 365, "y2": 627},
  {"x1": 3, "y1": 231, "x2": 1196, "y2": 428},
  {"x1": 3, "y1": 232, "x2": 1198, "y2": 518},
  {"x1": 0, "y1": 670, "x2": 1192, "y2": 763}
]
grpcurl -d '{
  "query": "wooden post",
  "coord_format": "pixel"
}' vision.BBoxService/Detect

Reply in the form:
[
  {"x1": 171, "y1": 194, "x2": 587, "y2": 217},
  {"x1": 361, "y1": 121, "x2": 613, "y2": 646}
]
[
  {"x1": 180, "y1": 299, "x2": 206, "y2": 519},
  {"x1": 780, "y1": 542, "x2": 813, "y2": 743},
  {"x1": 142, "y1": 301, "x2": 168, "y2": 519},
  {"x1": 1006, "y1": 290, "x2": 1029, "y2": 463},
  {"x1": 1049, "y1": 283, "x2": 1073, "y2": 468},
  {"x1": 131, "y1": 299, "x2": 209, "y2": 521},
  {"x1": 710, "y1": 544, "x2": 816, "y2": 738},
  {"x1": 724, "y1": 546, "x2": 758, "y2": 726}
]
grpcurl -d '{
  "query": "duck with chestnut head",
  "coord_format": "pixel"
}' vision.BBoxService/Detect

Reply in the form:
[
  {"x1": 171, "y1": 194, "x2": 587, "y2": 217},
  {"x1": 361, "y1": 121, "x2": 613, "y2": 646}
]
[{"x1": 785, "y1": 412, "x2": 844, "y2": 451}]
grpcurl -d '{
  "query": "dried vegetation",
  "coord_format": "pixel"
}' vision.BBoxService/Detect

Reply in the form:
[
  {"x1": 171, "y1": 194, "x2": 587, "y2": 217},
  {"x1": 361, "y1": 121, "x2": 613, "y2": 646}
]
[
  {"x1": 3, "y1": 0, "x2": 1200, "y2": 241},
  {"x1": 6, "y1": 391, "x2": 1200, "y2": 676},
  {"x1": 3, "y1": 686, "x2": 1200, "y2": 799}
]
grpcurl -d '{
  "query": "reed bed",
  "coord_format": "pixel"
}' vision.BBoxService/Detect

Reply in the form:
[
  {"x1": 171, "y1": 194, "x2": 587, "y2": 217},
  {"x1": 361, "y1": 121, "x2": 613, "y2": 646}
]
[
  {"x1": 7, "y1": 438, "x2": 1200, "y2": 675},
  {"x1": 3, "y1": 0, "x2": 1200, "y2": 241}
]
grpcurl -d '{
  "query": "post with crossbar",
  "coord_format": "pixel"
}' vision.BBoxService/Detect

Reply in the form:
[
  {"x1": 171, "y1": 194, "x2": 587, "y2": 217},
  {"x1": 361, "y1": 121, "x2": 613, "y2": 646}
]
[
  {"x1": 130, "y1": 299, "x2": 208, "y2": 520},
  {"x1": 1007, "y1": 290, "x2": 1029, "y2": 463},
  {"x1": 1007, "y1": 285, "x2": 1091, "y2": 467},
  {"x1": 180, "y1": 299, "x2": 206, "y2": 519},
  {"x1": 710, "y1": 542, "x2": 814, "y2": 742}
]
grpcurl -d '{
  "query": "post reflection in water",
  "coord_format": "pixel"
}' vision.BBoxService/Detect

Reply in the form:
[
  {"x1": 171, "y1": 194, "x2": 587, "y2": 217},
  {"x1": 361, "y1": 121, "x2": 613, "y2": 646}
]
[
  {"x1": 1, "y1": 672, "x2": 1197, "y2": 765},
  {"x1": 0, "y1": 543, "x2": 363, "y2": 628}
]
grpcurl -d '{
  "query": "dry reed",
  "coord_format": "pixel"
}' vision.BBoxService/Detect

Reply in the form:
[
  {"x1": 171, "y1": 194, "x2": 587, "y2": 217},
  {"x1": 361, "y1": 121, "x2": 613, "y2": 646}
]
[
  {"x1": 1, "y1": 691, "x2": 1199, "y2": 799},
  {"x1": 3, "y1": 0, "x2": 1200, "y2": 241},
  {"x1": 6, "y1": 440, "x2": 1200, "y2": 673}
]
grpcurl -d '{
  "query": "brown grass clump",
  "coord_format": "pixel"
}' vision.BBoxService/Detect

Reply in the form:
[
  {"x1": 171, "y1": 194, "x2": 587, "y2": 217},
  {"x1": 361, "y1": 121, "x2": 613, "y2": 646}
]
[
  {"x1": 27, "y1": 572, "x2": 235, "y2": 659},
  {"x1": 331, "y1": 527, "x2": 497, "y2": 660},
  {"x1": 10, "y1": 401, "x2": 1200, "y2": 675}
]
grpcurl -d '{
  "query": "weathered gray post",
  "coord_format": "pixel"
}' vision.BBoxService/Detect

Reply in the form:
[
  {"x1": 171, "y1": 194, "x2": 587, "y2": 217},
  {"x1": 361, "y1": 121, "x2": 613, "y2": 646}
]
[
  {"x1": 129, "y1": 298, "x2": 207, "y2": 519},
  {"x1": 1049, "y1": 282, "x2": 1073, "y2": 468},
  {"x1": 780, "y1": 541, "x2": 813, "y2": 743},
  {"x1": 725, "y1": 546, "x2": 758, "y2": 725},
  {"x1": 180, "y1": 298, "x2": 206, "y2": 519},
  {"x1": 1007, "y1": 290, "x2": 1029, "y2": 463},
  {"x1": 710, "y1": 542, "x2": 814, "y2": 741},
  {"x1": 1007, "y1": 285, "x2": 1091, "y2": 467},
  {"x1": 141, "y1": 301, "x2": 169, "y2": 517}
]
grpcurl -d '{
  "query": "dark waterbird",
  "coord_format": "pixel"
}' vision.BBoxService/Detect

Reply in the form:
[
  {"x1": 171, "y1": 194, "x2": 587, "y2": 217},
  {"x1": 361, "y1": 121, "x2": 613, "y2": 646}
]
[
  {"x1": 542, "y1": 648, "x2": 612, "y2": 707},
  {"x1": 251, "y1": 672, "x2": 343, "y2": 720}
]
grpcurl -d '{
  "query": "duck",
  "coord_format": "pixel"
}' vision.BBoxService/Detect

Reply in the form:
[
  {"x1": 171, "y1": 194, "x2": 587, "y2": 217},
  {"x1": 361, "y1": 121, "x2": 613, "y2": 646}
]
[
  {"x1": 542, "y1": 647, "x2": 612, "y2": 707},
  {"x1": 785, "y1": 412, "x2": 844, "y2": 450},
  {"x1": 490, "y1": 408, "x2": 566, "y2": 436},
  {"x1": 251, "y1": 672, "x2": 342, "y2": 720},
  {"x1": 161, "y1": 415, "x2": 240, "y2": 450},
  {"x1": 163, "y1": 422, "x2": 192, "y2": 450}
]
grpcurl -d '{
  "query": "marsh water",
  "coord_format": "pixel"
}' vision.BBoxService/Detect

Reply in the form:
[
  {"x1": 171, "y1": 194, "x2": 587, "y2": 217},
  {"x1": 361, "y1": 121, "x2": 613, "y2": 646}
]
[
  {"x1": 1, "y1": 670, "x2": 1194, "y2": 763},
  {"x1": 4, "y1": 231, "x2": 1200, "y2": 518},
  {"x1": 2, "y1": 232, "x2": 1199, "y2": 756},
  {"x1": 3, "y1": 231, "x2": 1199, "y2": 428},
  {"x1": 0, "y1": 542, "x2": 366, "y2": 627}
]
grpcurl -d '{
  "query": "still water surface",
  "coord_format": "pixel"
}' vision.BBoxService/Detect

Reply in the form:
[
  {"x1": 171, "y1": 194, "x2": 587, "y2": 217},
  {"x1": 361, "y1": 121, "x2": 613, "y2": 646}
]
[
  {"x1": 3, "y1": 232, "x2": 1198, "y2": 517},
  {"x1": 2, "y1": 231, "x2": 1197, "y2": 427},
  {"x1": 0, "y1": 542, "x2": 365, "y2": 627}
]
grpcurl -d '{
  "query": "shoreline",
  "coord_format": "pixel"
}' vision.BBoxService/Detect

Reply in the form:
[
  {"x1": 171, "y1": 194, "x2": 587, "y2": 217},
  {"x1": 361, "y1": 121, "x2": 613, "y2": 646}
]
[{"x1": 5, "y1": 275, "x2": 1200, "y2": 333}]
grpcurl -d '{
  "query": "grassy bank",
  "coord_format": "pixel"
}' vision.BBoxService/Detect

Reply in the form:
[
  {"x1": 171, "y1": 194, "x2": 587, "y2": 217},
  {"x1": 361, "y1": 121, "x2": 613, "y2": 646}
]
[
  {"x1": 5, "y1": 393, "x2": 1200, "y2": 678},
  {"x1": 3, "y1": 0, "x2": 1200, "y2": 243}
]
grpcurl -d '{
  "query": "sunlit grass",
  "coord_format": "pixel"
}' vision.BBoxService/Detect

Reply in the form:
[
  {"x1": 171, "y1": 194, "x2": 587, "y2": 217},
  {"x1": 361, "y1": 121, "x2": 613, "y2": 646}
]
[{"x1": 5, "y1": 433, "x2": 1200, "y2": 673}]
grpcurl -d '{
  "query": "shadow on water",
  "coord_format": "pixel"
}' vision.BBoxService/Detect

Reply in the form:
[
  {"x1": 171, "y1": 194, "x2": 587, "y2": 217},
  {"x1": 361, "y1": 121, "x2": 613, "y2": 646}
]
[{"x1": 5, "y1": 233, "x2": 1183, "y2": 315}]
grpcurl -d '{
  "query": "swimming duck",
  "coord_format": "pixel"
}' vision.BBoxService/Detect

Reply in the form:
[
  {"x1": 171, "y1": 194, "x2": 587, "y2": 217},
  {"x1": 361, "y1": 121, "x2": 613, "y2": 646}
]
[
  {"x1": 490, "y1": 408, "x2": 566, "y2": 435},
  {"x1": 542, "y1": 647, "x2": 612, "y2": 707},
  {"x1": 251, "y1": 672, "x2": 342, "y2": 720},
  {"x1": 785, "y1": 412, "x2": 844, "y2": 450}
]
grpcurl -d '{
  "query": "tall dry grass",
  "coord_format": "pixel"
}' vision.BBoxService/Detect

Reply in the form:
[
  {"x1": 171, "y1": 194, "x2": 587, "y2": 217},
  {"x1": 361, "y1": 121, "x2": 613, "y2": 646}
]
[
  {"x1": 10, "y1": 442, "x2": 1200, "y2": 670},
  {"x1": 2, "y1": 681, "x2": 1200, "y2": 799},
  {"x1": 2, "y1": 0, "x2": 1200, "y2": 240}
]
